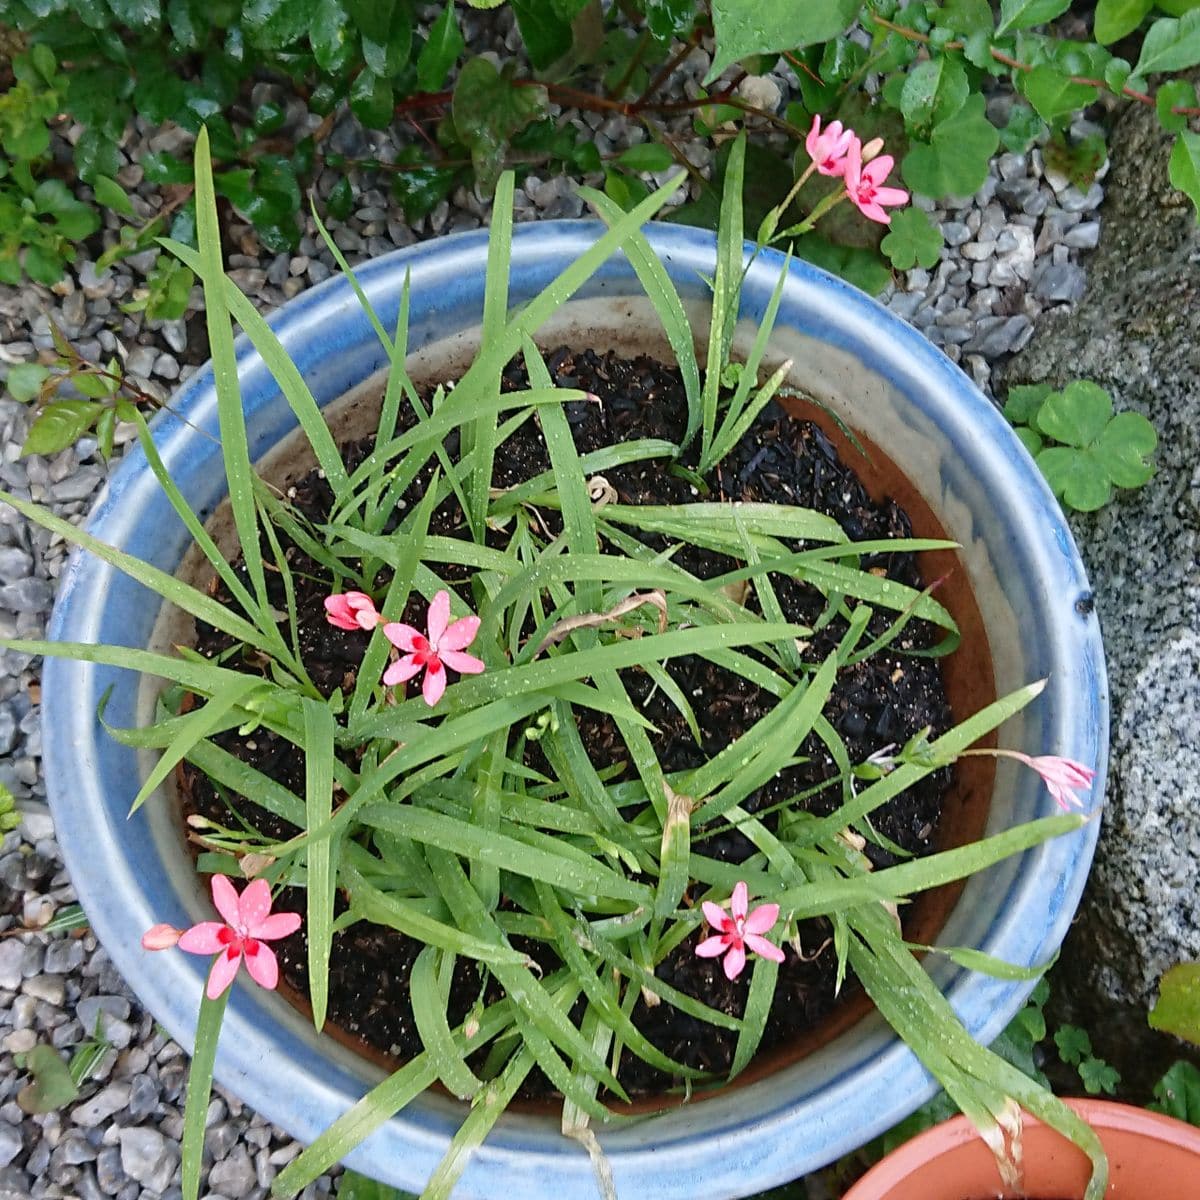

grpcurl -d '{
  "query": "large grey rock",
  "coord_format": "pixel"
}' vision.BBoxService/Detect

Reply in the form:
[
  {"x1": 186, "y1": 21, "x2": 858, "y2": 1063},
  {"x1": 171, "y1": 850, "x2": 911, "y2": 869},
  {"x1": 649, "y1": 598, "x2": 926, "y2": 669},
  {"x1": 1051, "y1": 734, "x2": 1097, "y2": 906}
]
[{"x1": 1001, "y1": 89, "x2": 1200, "y2": 1088}]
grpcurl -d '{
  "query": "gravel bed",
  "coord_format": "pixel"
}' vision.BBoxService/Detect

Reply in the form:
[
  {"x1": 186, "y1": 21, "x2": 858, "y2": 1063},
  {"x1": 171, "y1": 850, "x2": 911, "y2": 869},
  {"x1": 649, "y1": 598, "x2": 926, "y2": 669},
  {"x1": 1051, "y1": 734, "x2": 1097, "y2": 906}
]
[{"x1": 0, "y1": 14, "x2": 1107, "y2": 1196}]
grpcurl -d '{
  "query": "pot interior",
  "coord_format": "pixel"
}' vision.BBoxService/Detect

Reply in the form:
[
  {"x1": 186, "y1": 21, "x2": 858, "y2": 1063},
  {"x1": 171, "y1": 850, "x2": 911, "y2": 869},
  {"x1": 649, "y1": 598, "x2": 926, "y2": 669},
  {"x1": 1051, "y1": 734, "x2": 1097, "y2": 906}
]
[{"x1": 160, "y1": 301, "x2": 997, "y2": 1095}]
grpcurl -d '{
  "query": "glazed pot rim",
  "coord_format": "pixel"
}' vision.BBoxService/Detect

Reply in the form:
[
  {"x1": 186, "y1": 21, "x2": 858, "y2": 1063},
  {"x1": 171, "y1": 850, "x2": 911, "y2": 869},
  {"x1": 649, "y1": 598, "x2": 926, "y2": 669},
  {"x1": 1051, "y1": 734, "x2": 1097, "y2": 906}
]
[{"x1": 42, "y1": 221, "x2": 1108, "y2": 1199}]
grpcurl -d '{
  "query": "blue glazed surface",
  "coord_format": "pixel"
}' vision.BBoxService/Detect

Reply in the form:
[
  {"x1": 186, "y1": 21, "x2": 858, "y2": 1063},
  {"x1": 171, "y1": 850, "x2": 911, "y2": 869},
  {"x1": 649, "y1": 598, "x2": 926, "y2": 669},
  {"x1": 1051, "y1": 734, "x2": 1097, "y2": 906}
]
[{"x1": 42, "y1": 223, "x2": 1107, "y2": 1200}]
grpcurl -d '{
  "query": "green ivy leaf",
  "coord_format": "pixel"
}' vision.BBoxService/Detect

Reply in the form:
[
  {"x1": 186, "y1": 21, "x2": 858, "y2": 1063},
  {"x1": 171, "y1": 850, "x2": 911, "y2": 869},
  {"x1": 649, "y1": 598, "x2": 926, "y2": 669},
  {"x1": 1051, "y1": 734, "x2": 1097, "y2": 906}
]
[
  {"x1": 1134, "y1": 11, "x2": 1200, "y2": 75},
  {"x1": 416, "y1": 0, "x2": 465, "y2": 92},
  {"x1": 362, "y1": 0, "x2": 413, "y2": 78},
  {"x1": 512, "y1": 0, "x2": 573, "y2": 69},
  {"x1": 996, "y1": 0, "x2": 1070, "y2": 35},
  {"x1": 15, "y1": 1045, "x2": 79, "y2": 1115},
  {"x1": 616, "y1": 142, "x2": 675, "y2": 173},
  {"x1": 92, "y1": 174, "x2": 134, "y2": 217},
  {"x1": 1035, "y1": 380, "x2": 1112, "y2": 446},
  {"x1": 902, "y1": 93, "x2": 1000, "y2": 198},
  {"x1": 1169, "y1": 130, "x2": 1200, "y2": 221},
  {"x1": 350, "y1": 69, "x2": 395, "y2": 129},
  {"x1": 880, "y1": 206, "x2": 944, "y2": 269},
  {"x1": 1018, "y1": 63, "x2": 1098, "y2": 122},
  {"x1": 310, "y1": 0, "x2": 353, "y2": 73},
  {"x1": 22, "y1": 400, "x2": 103, "y2": 458},
  {"x1": 1150, "y1": 1060, "x2": 1200, "y2": 1124},
  {"x1": 707, "y1": 0, "x2": 863, "y2": 83},
  {"x1": 452, "y1": 58, "x2": 548, "y2": 195},
  {"x1": 1093, "y1": 0, "x2": 1153, "y2": 44},
  {"x1": 5, "y1": 362, "x2": 51, "y2": 403},
  {"x1": 1036, "y1": 446, "x2": 1113, "y2": 510},
  {"x1": 241, "y1": 0, "x2": 317, "y2": 49}
]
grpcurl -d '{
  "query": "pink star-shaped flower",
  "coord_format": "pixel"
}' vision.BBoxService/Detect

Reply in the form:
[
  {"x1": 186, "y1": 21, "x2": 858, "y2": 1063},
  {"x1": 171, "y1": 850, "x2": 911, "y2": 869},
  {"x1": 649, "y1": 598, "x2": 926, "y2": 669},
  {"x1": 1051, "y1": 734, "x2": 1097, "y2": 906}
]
[
  {"x1": 695, "y1": 881, "x2": 785, "y2": 981},
  {"x1": 843, "y1": 137, "x2": 910, "y2": 225},
  {"x1": 382, "y1": 589, "x2": 485, "y2": 707},
  {"x1": 806, "y1": 115, "x2": 855, "y2": 177},
  {"x1": 1012, "y1": 753, "x2": 1096, "y2": 811},
  {"x1": 324, "y1": 591, "x2": 381, "y2": 632},
  {"x1": 142, "y1": 875, "x2": 301, "y2": 1000}
]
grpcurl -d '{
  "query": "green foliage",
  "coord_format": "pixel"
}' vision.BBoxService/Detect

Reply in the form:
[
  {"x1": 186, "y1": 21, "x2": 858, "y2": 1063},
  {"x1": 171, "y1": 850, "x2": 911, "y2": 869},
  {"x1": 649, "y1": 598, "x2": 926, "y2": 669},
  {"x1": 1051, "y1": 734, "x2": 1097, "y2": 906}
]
[
  {"x1": 15, "y1": 1045, "x2": 79, "y2": 1115},
  {"x1": 880, "y1": 207, "x2": 944, "y2": 269},
  {"x1": 1004, "y1": 380, "x2": 1157, "y2": 512},
  {"x1": 1170, "y1": 131, "x2": 1200, "y2": 220},
  {"x1": 2, "y1": 136, "x2": 1110, "y2": 1200},
  {"x1": 452, "y1": 59, "x2": 549, "y2": 195},
  {"x1": 1149, "y1": 962, "x2": 1200, "y2": 1046},
  {"x1": 0, "y1": 782, "x2": 21, "y2": 833},
  {"x1": 1150, "y1": 1060, "x2": 1200, "y2": 1124}
]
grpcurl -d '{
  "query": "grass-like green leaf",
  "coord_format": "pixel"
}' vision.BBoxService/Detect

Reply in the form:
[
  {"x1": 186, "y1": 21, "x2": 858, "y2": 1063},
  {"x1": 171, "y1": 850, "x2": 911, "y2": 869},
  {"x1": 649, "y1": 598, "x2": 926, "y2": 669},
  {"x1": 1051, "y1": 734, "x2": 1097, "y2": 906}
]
[
  {"x1": 410, "y1": 947, "x2": 482, "y2": 1099},
  {"x1": 302, "y1": 697, "x2": 337, "y2": 1031},
  {"x1": 181, "y1": 969, "x2": 230, "y2": 1200}
]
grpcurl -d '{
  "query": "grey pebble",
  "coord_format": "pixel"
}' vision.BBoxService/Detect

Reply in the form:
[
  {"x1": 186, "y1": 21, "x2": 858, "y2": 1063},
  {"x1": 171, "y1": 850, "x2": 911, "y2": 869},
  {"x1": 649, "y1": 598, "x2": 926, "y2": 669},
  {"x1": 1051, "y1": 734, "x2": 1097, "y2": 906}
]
[
  {"x1": 119, "y1": 1126, "x2": 176, "y2": 1191},
  {"x1": 72, "y1": 1083, "x2": 131, "y2": 1128},
  {"x1": 0, "y1": 1124, "x2": 21, "y2": 1168},
  {"x1": 1033, "y1": 262, "x2": 1088, "y2": 303},
  {"x1": 43, "y1": 937, "x2": 84, "y2": 974}
]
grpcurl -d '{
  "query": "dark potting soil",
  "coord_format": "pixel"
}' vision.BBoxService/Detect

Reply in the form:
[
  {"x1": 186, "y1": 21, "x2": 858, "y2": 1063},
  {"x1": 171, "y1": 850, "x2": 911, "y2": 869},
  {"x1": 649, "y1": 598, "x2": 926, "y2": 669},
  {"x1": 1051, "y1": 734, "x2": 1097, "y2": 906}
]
[{"x1": 180, "y1": 347, "x2": 955, "y2": 1100}]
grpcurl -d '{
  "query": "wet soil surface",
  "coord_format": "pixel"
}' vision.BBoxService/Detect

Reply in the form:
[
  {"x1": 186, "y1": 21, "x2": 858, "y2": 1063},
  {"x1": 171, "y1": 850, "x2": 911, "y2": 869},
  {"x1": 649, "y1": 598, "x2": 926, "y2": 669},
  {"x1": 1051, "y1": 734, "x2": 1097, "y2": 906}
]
[{"x1": 180, "y1": 348, "x2": 955, "y2": 1099}]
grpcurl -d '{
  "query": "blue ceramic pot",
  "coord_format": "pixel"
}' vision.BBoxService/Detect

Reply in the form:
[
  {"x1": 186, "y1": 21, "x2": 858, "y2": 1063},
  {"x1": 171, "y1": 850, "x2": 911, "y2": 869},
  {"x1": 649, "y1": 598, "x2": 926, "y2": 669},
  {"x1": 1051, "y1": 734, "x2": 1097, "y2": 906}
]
[{"x1": 43, "y1": 223, "x2": 1106, "y2": 1199}]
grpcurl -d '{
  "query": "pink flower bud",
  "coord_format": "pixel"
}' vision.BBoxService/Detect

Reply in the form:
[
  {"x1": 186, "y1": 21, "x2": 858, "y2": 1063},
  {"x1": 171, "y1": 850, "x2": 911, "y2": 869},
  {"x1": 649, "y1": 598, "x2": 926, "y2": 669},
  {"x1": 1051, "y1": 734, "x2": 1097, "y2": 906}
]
[{"x1": 142, "y1": 924, "x2": 182, "y2": 951}]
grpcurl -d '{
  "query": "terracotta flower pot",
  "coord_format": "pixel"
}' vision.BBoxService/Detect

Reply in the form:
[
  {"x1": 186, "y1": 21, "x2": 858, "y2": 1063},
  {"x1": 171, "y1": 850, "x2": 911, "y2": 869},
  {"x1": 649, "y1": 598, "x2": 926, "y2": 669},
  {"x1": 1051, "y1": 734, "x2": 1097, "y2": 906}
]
[{"x1": 843, "y1": 1099, "x2": 1200, "y2": 1200}]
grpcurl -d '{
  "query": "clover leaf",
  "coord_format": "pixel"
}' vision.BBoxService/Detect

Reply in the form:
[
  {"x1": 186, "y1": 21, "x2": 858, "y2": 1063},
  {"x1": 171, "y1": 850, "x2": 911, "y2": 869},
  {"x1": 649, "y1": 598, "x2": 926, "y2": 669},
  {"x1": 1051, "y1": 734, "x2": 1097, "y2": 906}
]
[
  {"x1": 1004, "y1": 379, "x2": 1157, "y2": 512},
  {"x1": 902, "y1": 93, "x2": 1000, "y2": 198}
]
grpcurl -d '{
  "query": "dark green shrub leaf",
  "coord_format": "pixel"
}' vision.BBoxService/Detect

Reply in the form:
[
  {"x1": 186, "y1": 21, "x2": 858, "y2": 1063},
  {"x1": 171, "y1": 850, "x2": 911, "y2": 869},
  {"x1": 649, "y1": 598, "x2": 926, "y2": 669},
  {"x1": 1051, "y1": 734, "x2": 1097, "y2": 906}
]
[
  {"x1": 512, "y1": 0, "x2": 573, "y2": 69},
  {"x1": 416, "y1": 0, "x2": 465, "y2": 91},
  {"x1": 310, "y1": 0, "x2": 353, "y2": 73},
  {"x1": 362, "y1": 0, "x2": 413, "y2": 78},
  {"x1": 707, "y1": 0, "x2": 863, "y2": 82},
  {"x1": 1042, "y1": 131, "x2": 1108, "y2": 187},
  {"x1": 166, "y1": 0, "x2": 209, "y2": 49},
  {"x1": 644, "y1": 0, "x2": 698, "y2": 42},
  {"x1": 902, "y1": 93, "x2": 999, "y2": 197},
  {"x1": 795, "y1": 235, "x2": 892, "y2": 295},
  {"x1": 328, "y1": 175, "x2": 355, "y2": 220},
  {"x1": 1135, "y1": 12, "x2": 1200, "y2": 75},
  {"x1": 344, "y1": 0, "x2": 397, "y2": 45},
  {"x1": 22, "y1": 244, "x2": 66, "y2": 286},
  {"x1": 603, "y1": 167, "x2": 649, "y2": 211},
  {"x1": 1156, "y1": 80, "x2": 1197, "y2": 133},
  {"x1": 350, "y1": 70, "x2": 395, "y2": 129},
  {"x1": 106, "y1": 0, "x2": 162, "y2": 29},
  {"x1": 880, "y1": 206, "x2": 943, "y2": 270},
  {"x1": 999, "y1": 103, "x2": 1045, "y2": 151},
  {"x1": 1169, "y1": 130, "x2": 1200, "y2": 220},
  {"x1": 390, "y1": 148, "x2": 458, "y2": 220},
  {"x1": 73, "y1": 127, "x2": 122, "y2": 183},
  {"x1": 242, "y1": 0, "x2": 317, "y2": 49},
  {"x1": 616, "y1": 142, "x2": 674, "y2": 173},
  {"x1": 937, "y1": 0, "x2": 993, "y2": 35},
  {"x1": 452, "y1": 58, "x2": 548, "y2": 195},
  {"x1": 996, "y1": 0, "x2": 1070, "y2": 35},
  {"x1": 22, "y1": 400, "x2": 103, "y2": 457},
  {"x1": 5, "y1": 362, "x2": 51, "y2": 403},
  {"x1": 15, "y1": 1045, "x2": 79, "y2": 1114},
  {"x1": 1093, "y1": 0, "x2": 1153, "y2": 44}
]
